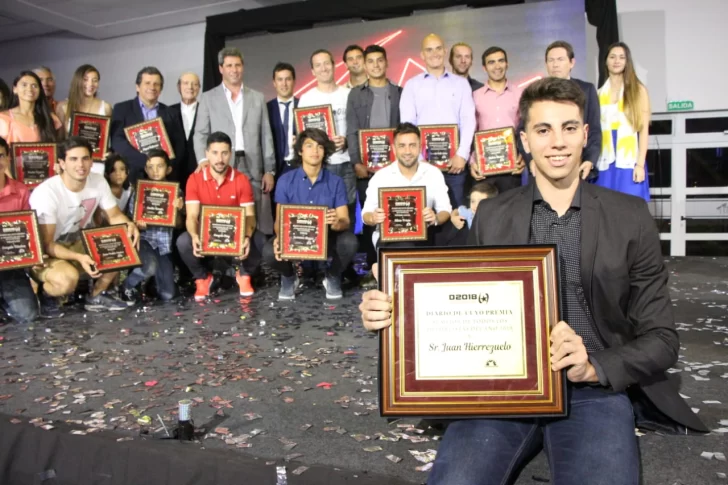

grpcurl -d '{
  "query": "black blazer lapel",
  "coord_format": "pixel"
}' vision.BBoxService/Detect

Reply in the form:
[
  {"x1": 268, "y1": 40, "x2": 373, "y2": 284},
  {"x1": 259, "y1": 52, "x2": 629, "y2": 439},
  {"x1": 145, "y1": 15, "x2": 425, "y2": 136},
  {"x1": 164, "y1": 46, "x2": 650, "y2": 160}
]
[
  {"x1": 131, "y1": 97, "x2": 145, "y2": 124},
  {"x1": 580, "y1": 183, "x2": 599, "y2": 308},
  {"x1": 511, "y1": 185, "x2": 534, "y2": 244}
]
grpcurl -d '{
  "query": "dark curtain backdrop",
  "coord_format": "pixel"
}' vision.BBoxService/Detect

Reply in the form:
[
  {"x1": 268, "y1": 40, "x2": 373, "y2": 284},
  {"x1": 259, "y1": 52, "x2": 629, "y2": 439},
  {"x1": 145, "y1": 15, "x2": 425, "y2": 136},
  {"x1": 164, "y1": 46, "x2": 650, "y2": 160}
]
[
  {"x1": 203, "y1": 0, "x2": 618, "y2": 91},
  {"x1": 585, "y1": 0, "x2": 620, "y2": 87}
]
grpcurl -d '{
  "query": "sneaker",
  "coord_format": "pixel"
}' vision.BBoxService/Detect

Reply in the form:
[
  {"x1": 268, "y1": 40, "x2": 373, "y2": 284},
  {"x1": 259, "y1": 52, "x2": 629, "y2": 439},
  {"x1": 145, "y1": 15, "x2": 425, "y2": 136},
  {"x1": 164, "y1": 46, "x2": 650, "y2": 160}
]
[
  {"x1": 323, "y1": 274, "x2": 343, "y2": 300},
  {"x1": 359, "y1": 271, "x2": 378, "y2": 290},
  {"x1": 85, "y1": 291, "x2": 128, "y2": 312},
  {"x1": 120, "y1": 286, "x2": 140, "y2": 305},
  {"x1": 236, "y1": 274, "x2": 255, "y2": 297},
  {"x1": 278, "y1": 274, "x2": 299, "y2": 300},
  {"x1": 38, "y1": 288, "x2": 64, "y2": 319},
  {"x1": 342, "y1": 265, "x2": 360, "y2": 285},
  {"x1": 194, "y1": 274, "x2": 214, "y2": 302}
]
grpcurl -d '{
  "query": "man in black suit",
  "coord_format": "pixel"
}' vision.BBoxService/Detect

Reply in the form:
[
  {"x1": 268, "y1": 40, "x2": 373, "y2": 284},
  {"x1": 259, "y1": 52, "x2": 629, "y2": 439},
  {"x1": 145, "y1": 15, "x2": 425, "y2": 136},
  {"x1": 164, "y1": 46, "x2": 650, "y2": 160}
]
[
  {"x1": 545, "y1": 40, "x2": 601, "y2": 181},
  {"x1": 169, "y1": 72, "x2": 200, "y2": 192},
  {"x1": 360, "y1": 77, "x2": 706, "y2": 485},
  {"x1": 266, "y1": 62, "x2": 298, "y2": 183},
  {"x1": 110, "y1": 66, "x2": 187, "y2": 184}
]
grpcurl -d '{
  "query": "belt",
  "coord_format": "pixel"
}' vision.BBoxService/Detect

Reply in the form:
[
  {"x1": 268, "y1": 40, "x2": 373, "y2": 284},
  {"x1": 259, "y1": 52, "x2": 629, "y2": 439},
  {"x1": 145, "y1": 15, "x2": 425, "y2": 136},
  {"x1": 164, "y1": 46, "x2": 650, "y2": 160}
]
[{"x1": 235, "y1": 150, "x2": 246, "y2": 157}]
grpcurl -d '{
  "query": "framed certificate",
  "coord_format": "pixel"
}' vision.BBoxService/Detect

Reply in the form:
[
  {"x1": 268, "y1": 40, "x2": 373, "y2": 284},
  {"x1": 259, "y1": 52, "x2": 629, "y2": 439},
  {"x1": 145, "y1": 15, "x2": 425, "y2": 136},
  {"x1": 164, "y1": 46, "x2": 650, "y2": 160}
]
[
  {"x1": 474, "y1": 127, "x2": 517, "y2": 176},
  {"x1": 10, "y1": 142, "x2": 56, "y2": 188},
  {"x1": 378, "y1": 187, "x2": 427, "y2": 242},
  {"x1": 0, "y1": 211, "x2": 44, "y2": 271},
  {"x1": 69, "y1": 112, "x2": 111, "y2": 161},
  {"x1": 123, "y1": 117, "x2": 176, "y2": 159},
  {"x1": 293, "y1": 105, "x2": 336, "y2": 139},
  {"x1": 199, "y1": 205, "x2": 246, "y2": 257},
  {"x1": 132, "y1": 180, "x2": 179, "y2": 227},
  {"x1": 359, "y1": 128, "x2": 396, "y2": 171},
  {"x1": 378, "y1": 246, "x2": 566, "y2": 418},
  {"x1": 419, "y1": 124, "x2": 458, "y2": 170},
  {"x1": 81, "y1": 225, "x2": 141, "y2": 273},
  {"x1": 278, "y1": 204, "x2": 328, "y2": 261}
]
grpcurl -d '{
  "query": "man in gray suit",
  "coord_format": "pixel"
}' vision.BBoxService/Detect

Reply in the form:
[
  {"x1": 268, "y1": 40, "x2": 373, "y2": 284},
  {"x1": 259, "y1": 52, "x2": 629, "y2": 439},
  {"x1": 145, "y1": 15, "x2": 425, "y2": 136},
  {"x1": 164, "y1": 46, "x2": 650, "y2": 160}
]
[{"x1": 193, "y1": 47, "x2": 276, "y2": 236}]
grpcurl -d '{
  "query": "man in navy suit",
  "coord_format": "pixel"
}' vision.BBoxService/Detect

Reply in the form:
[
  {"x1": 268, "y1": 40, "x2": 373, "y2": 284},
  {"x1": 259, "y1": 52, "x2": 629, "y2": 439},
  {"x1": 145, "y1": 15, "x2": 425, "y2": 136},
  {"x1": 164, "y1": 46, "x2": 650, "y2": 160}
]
[
  {"x1": 266, "y1": 62, "x2": 298, "y2": 183},
  {"x1": 110, "y1": 66, "x2": 187, "y2": 184}
]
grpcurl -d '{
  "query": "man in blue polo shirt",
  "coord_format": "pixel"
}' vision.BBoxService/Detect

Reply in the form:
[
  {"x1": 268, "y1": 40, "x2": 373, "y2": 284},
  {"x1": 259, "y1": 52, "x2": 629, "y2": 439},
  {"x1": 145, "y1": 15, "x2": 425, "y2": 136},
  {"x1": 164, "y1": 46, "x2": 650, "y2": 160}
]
[{"x1": 262, "y1": 128, "x2": 358, "y2": 300}]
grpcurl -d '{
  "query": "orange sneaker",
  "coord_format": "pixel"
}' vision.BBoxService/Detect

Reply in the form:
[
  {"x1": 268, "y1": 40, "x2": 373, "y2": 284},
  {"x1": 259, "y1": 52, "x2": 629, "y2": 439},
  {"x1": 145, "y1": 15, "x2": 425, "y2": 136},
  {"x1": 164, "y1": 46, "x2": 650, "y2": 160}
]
[
  {"x1": 194, "y1": 274, "x2": 214, "y2": 301},
  {"x1": 236, "y1": 274, "x2": 254, "y2": 297}
]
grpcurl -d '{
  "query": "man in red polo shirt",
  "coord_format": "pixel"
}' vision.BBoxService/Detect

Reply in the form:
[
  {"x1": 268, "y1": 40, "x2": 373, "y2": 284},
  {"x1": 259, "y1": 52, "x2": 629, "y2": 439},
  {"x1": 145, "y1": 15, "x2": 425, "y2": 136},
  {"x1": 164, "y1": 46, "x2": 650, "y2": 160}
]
[
  {"x1": 177, "y1": 131, "x2": 259, "y2": 301},
  {"x1": 0, "y1": 137, "x2": 40, "y2": 324}
]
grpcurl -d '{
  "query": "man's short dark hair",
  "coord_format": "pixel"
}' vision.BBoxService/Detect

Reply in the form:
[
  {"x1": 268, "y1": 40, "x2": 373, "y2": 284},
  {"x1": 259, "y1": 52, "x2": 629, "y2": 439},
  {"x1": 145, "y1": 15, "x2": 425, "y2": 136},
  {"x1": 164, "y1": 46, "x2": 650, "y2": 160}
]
[
  {"x1": 545, "y1": 40, "x2": 575, "y2": 61},
  {"x1": 135, "y1": 66, "x2": 164, "y2": 88},
  {"x1": 518, "y1": 77, "x2": 585, "y2": 128},
  {"x1": 393, "y1": 122, "x2": 421, "y2": 140},
  {"x1": 292, "y1": 128, "x2": 336, "y2": 166},
  {"x1": 146, "y1": 148, "x2": 170, "y2": 166},
  {"x1": 59, "y1": 136, "x2": 93, "y2": 160},
  {"x1": 343, "y1": 45, "x2": 364, "y2": 63},
  {"x1": 470, "y1": 181, "x2": 498, "y2": 198},
  {"x1": 363, "y1": 45, "x2": 387, "y2": 61},
  {"x1": 272, "y1": 62, "x2": 296, "y2": 81},
  {"x1": 0, "y1": 136, "x2": 8, "y2": 155},
  {"x1": 206, "y1": 131, "x2": 233, "y2": 150},
  {"x1": 310, "y1": 49, "x2": 335, "y2": 68},
  {"x1": 482, "y1": 46, "x2": 508, "y2": 66}
]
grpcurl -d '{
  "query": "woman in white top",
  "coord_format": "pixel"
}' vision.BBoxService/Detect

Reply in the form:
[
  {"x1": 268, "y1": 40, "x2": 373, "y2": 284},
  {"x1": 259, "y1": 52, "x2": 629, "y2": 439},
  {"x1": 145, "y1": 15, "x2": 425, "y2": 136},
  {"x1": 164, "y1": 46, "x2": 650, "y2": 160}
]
[{"x1": 55, "y1": 64, "x2": 113, "y2": 134}]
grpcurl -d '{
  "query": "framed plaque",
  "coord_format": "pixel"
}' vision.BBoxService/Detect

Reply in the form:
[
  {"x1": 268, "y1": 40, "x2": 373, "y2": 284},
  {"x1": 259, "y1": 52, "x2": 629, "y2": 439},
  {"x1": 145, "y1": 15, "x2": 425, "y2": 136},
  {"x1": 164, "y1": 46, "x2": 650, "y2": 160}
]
[
  {"x1": 123, "y1": 117, "x2": 176, "y2": 159},
  {"x1": 293, "y1": 105, "x2": 336, "y2": 139},
  {"x1": 419, "y1": 124, "x2": 458, "y2": 170},
  {"x1": 199, "y1": 205, "x2": 246, "y2": 257},
  {"x1": 378, "y1": 246, "x2": 565, "y2": 418},
  {"x1": 359, "y1": 128, "x2": 396, "y2": 171},
  {"x1": 132, "y1": 180, "x2": 179, "y2": 227},
  {"x1": 378, "y1": 187, "x2": 427, "y2": 243},
  {"x1": 278, "y1": 204, "x2": 328, "y2": 261},
  {"x1": 474, "y1": 127, "x2": 517, "y2": 176},
  {"x1": 10, "y1": 143, "x2": 56, "y2": 188},
  {"x1": 0, "y1": 211, "x2": 44, "y2": 271},
  {"x1": 81, "y1": 224, "x2": 141, "y2": 273},
  {"x1": 69, "y1": 112, "x2": 111, "y2": 161}
]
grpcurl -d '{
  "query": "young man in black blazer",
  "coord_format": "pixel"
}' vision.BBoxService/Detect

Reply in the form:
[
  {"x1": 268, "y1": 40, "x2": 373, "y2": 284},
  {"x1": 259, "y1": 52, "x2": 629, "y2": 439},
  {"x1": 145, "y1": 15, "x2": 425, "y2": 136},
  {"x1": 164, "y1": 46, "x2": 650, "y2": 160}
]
[
  {"x1": 110, "y1": 67, "x2": 187, "y2": 184},
  {"x1": 266, "y1": 63, "x2": 299, "y2": 182},
  {"x1": 360, "y1": 77, "x2": 706, "y2": 485}
]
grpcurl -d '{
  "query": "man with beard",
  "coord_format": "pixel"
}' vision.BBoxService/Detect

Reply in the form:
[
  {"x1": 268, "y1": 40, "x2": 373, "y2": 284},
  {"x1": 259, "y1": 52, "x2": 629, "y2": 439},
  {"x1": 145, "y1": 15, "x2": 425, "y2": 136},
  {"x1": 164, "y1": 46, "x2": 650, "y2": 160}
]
[
  {"x1": 343, "y1": 45, "x2": 367, "y2": 89},
  {"x1": 449, "y1": 43, "x2": 483, "y2": 91}
]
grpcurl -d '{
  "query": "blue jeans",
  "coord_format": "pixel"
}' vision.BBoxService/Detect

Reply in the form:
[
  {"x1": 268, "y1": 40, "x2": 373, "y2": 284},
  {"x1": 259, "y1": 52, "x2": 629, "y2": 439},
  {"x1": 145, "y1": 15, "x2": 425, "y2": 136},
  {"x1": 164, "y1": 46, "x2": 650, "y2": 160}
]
[
  {"x1": 0, "y1": 269, "x2": 39, "y2": 324},
  {"x1": 443, "y1": 171, "x2": 466, "y2": 208},
  {"x1": 428, "y1": 386, "x2": 639, "y2": 485},
  {"x1": 124, "y1": 240, "x2": 176, "y2": 300}
]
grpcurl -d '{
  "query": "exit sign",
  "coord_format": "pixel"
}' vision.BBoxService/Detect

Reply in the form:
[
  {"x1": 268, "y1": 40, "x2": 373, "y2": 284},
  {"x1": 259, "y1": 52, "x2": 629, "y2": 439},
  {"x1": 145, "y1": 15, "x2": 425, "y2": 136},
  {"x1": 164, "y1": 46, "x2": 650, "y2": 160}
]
[{"x1": 667, "y1": 100, "x2": 694, "y2": 111}]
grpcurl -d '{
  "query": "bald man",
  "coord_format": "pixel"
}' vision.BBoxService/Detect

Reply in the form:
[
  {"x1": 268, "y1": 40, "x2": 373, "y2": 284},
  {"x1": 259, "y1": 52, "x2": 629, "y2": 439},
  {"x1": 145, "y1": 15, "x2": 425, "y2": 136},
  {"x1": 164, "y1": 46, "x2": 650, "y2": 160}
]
[
  {"x1": 170, "y1": 72, "x2": 201, "y2": 190},
  {"x1": 400, "y1": 34, "x2": 476, "y2": 209}
]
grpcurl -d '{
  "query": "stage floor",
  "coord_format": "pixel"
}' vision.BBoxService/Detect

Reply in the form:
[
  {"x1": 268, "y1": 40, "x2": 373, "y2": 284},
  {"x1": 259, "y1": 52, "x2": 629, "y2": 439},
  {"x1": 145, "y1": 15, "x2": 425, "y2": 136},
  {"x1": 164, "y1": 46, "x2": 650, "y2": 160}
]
[{"x1": 0, "y1": 257, "x2": 726, "y2": 484}]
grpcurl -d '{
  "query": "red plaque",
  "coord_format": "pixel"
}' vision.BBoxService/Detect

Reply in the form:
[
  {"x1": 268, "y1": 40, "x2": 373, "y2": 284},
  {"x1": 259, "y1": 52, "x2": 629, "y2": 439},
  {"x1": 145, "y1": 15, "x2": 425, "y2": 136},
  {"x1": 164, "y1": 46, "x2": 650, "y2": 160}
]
[
  {"x1": 199, "y1": 205, "x2": 246, "y2": 257},
  {"x1": 359, "y1": 128, "x2": 396, "y2": 171},
  {"x1": 293, "y1": 105, "x2": 336, "y2": 139},
  {"x1": 10, "y1": 142, "x2": 56, "y2": 188},
  {"x1": 474, "y1": 127, "x2": 517, "y2": 176},
  {"x1": 378, "y1": 187, "x2": 427, "y2": 242},
  {"x1": 379, "y1": 246, "x2": 566, "y2": 418},
  {"x1": 0, "y1": 211, "x2": 44, "y2": 271},
  {"x1": 278, "y1": 204, "x2": 328, "y2": 261},
  {"x1": 69, "y1": 112, "x2": 111, "y2": 161},
  {"x1": 123, "y1": 117, "x2": 176, "y2": 159},
  {"x1": 81, "y1": 224, "x2": 141, "y2": 273},
  {"x1": 132, "y1": 180, "x2": 179, "y2": 227},
  {"x1": 419, "y1": 124, "x2": 458, "y2": 170}
]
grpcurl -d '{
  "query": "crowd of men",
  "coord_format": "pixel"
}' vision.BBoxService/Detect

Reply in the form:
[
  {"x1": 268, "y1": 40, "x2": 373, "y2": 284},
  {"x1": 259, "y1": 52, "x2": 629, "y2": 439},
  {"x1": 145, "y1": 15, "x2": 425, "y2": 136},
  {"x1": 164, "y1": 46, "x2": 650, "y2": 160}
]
[{"x1": 0, "y1": 34, "x2": 603, "y2": 322}]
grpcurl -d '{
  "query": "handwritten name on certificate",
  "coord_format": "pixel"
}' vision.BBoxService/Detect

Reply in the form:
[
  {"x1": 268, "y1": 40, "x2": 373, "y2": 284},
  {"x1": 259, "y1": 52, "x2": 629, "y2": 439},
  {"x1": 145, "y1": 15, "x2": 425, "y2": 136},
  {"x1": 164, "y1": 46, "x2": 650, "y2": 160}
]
[{"x1": 414, "y1": 281, "x2": 526, "y2": 380}]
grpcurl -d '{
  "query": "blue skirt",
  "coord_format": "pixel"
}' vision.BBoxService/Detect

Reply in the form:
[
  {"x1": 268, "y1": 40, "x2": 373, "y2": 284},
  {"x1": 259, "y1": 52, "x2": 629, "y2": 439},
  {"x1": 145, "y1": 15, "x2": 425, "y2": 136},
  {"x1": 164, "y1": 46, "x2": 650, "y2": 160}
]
[{"x1": 595, "y1": 129, "x2": 650, "y2": 201}]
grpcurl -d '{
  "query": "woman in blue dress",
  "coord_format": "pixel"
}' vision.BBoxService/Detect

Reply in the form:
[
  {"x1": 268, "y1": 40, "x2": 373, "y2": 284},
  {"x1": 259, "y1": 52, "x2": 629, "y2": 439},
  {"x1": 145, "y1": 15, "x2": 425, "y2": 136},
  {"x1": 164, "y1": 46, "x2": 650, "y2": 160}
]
[{"x1": 595, "y1": 42, "x2": 651, "y2": 201}]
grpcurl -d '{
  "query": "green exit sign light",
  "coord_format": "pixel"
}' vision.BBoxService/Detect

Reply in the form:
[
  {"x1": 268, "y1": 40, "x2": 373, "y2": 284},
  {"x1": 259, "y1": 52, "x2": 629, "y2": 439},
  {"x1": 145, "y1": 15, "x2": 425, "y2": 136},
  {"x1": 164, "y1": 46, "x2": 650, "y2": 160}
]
[{"x1": 667, "y1": 101, "x2": 694, "y2": 111}]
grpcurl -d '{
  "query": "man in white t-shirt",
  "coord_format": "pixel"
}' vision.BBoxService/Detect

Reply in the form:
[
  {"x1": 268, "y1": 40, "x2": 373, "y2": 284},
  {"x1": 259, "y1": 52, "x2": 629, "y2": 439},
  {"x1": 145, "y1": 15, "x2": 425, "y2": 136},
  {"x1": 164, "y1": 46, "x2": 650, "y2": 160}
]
[
  {"x1": 362, "y1": 123, "x2": 451, "y2": 249},
  {"x1": 298, "y1": 49, "x2": 355, "y2": 208},
  {"x1": 30, "y1": 137, "x2": 141, "y2": 315}
]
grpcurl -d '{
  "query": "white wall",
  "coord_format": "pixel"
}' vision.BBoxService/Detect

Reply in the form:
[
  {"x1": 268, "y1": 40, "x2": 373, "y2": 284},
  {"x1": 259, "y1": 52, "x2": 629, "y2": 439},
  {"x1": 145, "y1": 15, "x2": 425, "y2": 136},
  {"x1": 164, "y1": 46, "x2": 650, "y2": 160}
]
[
  {"x1": 587, "y1": 0, "x2": 727, "y2": 113},
  {"x1": 0, "y1": 22, "x2": 206, "y2": 107}
]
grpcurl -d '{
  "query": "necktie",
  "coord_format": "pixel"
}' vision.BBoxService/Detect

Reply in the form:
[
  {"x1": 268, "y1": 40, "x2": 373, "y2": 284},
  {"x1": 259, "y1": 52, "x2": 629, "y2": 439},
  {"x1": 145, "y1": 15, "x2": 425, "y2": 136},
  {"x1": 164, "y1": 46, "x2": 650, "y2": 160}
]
[{"x1": 281, "y1": 101, "x2": 291, "y2": 158}]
